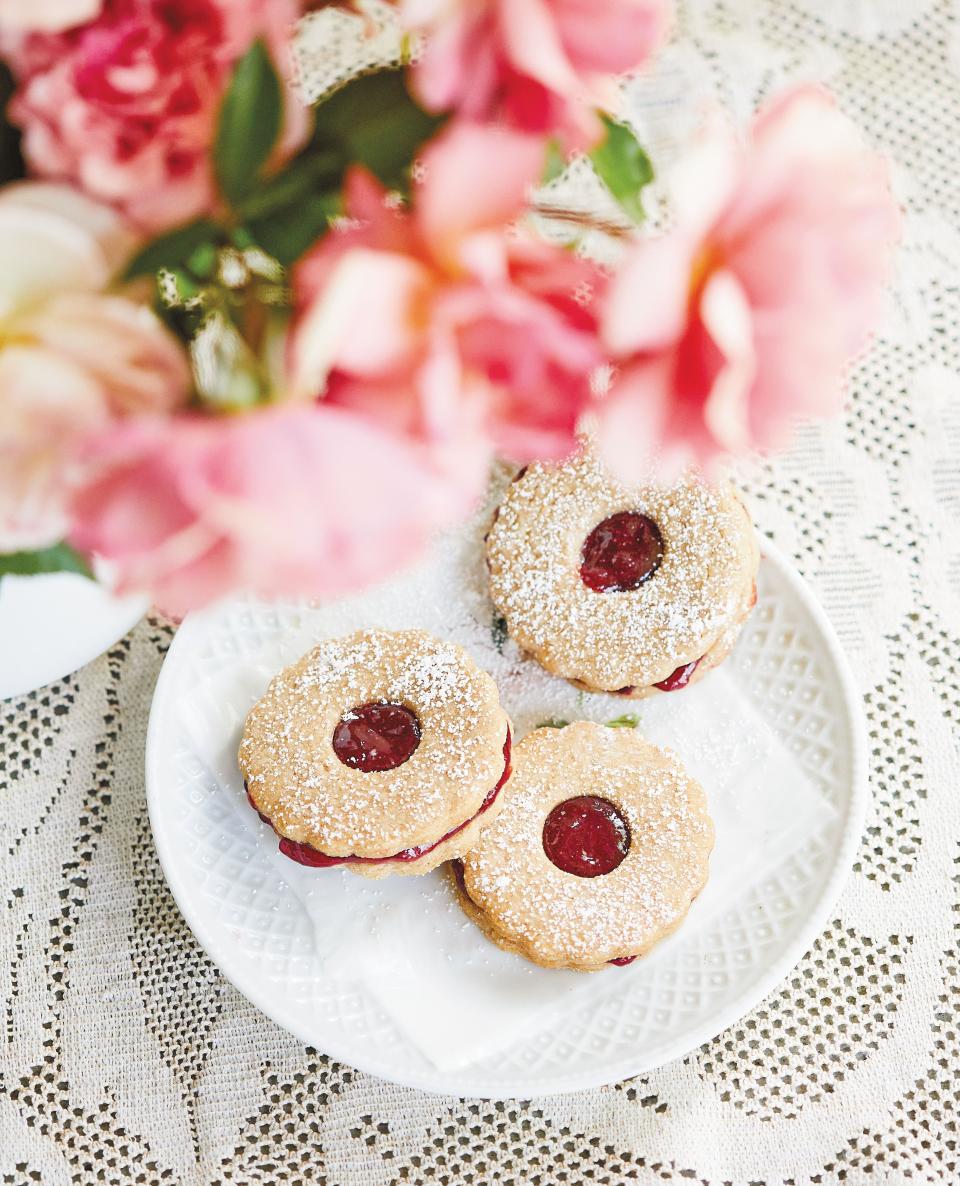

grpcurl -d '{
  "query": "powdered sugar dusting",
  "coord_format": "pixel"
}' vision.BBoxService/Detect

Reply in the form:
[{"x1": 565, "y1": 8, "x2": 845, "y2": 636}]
[
  {"x1": 486, "y1": 449, "x2": 758, "y2": 691},
  {"x1": 460, "y1": 723, "x2": 713, "y2": 968},
  {"x1": 239, "y1": 629, "x2": 509, "y2": 857}
]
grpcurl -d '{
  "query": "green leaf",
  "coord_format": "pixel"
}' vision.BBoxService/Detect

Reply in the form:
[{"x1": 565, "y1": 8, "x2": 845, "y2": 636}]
[
  {"x1": 0, "y1": 543, "x2": 93, "y2": 581},
  {"x1": 246, "y1": 191, "x2": 339, "y2": 266},
  {"x1": 313, "y1": 69, "x2": 445, "y2": 192},
  {"x1": 236, "y1": 148, "x2": 341, "y2": 221},
  {"x1": 605, "y1": 713, "x2": 639, "y2": 729},
  {"x1": 0, "y1": 61, "x2": 24, "y2": 185},
  {"x1": 169, "y1": 268, "x2": 202, "y2": 301},
  {"x1": 589, "y1": 114, "x2": 654, "y2": 224},
  {"x1": 541, "y1": 138, "x2": 567, "y2": 185},
  {"x1": 231, "y1": 226, "x2": 256, "y2": 250},
  {"x1": 125, "y1": 218, "x2": 222, "y2": 280},
  {"x1": 186, "y1": 241, "x2": 219, "y2": 280},
  {"x1": 491, "y1": 615, "x2": 509, "y2": 653},
  {"x1": 215, "y1": 39, "x2": 283, "y2": 206},
  {"x1": 537, "y1": 718, "x2": 569, "y2": 730}
]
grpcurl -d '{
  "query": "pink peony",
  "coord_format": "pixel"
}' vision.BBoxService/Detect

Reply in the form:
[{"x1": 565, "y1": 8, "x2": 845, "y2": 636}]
[
  {"x1": 0, "y1": 183, "x2": 188, "y2": 552},
  {"x1": 403, "y1": 0, "x2": 670, "y2": 148},
  {"x1": 0, "y1": 0, "x2": 102, "y2": 33},
  {"x1": 597, "y1": 86, "x2": 901, "y2": 478},
  {"x1": 289, "y1": 122, "x2": 606, "y2": 464},
  {"x1": 2, "y1": 0, "x2": 307, "y2": 232},
  {"x1": 69, "y1": 404, "x2": 479, "y2": 616}
]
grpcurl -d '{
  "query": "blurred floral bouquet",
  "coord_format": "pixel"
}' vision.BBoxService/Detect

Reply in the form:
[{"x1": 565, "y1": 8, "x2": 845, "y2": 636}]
[{"x1": 0, "y1": 0, "x2": 899, "y2": 616}]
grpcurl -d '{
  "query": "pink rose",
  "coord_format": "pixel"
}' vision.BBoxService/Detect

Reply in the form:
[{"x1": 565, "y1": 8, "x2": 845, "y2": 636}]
[
  {"x1": 0, "y1": 0, "x2": 102, "y2": 33},
  {"x1": 3, "y1": 0, "x2": 307, "y2": 232},
  {"x1": 70, "y1": 404, "x2": 479, "y2": 615},
  {"x1": 0, "y1": 183, "x2": 188, "y2": 552},
  {"x1": 403, "y1": 0, "x2": 670, "y2": 148},
  {"x1": 597, "y1": 86, "x2": 901, "y2": 478},
  {"x1": 290, "y1": 122, "x2": 606, "y2": 464}
]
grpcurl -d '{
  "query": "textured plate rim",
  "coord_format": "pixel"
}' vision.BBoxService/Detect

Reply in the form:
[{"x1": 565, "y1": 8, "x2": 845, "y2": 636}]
[{"x1": 146, "y1": 537, "x2": 868, "y2": 1098}]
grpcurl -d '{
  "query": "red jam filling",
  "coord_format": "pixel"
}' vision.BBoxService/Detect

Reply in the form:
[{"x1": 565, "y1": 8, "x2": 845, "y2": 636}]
[
  {"x1": 608, "y1": 955, "x2": 637, "y2": 966},
  {"x1": 249, "y1": 731, "x2": 513, "y2": 868},
  {"x1": 333, "y1": 702, "x2": 421, "y2": 771},
  {"x1": 580, "y1": 512, "x2": 663, "y2": 593},
  {"x1": 612, "y1": 655, "x2": 703, "y2": 697},
  {"x1": 542, "y1": 795, "x2": 630, "y2": 878},
  {"x1": 654, "y1": 658, "x2": 700, "y2": 692}
]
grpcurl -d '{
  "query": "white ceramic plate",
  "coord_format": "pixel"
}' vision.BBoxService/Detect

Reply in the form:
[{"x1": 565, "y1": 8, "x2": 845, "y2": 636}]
[
  {"x1": 146, "y1": 525, "x2": 866, "y2": 1098},
  {"x1": 0, "y1": 572, "x2": 147, "y2": 701}
]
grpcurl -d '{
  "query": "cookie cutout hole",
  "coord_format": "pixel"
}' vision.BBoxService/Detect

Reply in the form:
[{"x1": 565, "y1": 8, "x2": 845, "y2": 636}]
[
  {"x1": 333, "y1": 702, "x2": 421, "y2": 772},
  {"x1": 542, "y1": 795, "x2": 630, "y2": 877},
  {"x1": 580, "y1": 512, "x2": 663, "y2": 592}
]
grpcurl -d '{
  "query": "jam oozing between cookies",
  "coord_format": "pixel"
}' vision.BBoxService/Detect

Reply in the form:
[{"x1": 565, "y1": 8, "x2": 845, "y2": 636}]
[
  {"x1": 542, "y1": 795, "x2": 630, "y2": 877},
  {"x1": 654, "y1": 658, "x2": 700, "y2": 691},
  {"x1": 249, "y1": 731, "x2": 513, "y2": 868},
  {"x1": 579, "y1": 512, "x2": 663, "y2": 592},
  {"x1": 613, "y1": 655, "x2": 702, "y2": 696},
  {"x1": 333, "y1": 702, "x2": 421, "y2": 771}
]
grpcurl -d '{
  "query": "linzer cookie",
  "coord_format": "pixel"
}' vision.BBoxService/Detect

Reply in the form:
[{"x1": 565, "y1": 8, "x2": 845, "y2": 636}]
[
  {"x1": 486, "y1": 448, "x2": 759, "y2": 697},
  {"x1": 239, "y1": 629, "x2": 512, "y2": 877},
  {"x1": 452, "y1": 722, "x2": 713, "y2": 971}
]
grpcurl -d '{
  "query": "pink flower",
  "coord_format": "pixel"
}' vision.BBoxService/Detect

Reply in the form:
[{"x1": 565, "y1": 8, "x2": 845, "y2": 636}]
[
  {"x1": 597, "y1": 86, "x2": 901, "y2": 478},
  {"x1": 3, "y1": 0, "x2": 307, "y2": 232},
  {"x1": 0, "y1": 0, "x2": 102, "y2": 33},
  {"x1": 0, "y1": 183, "x2": 188, "y2": 552},
  {"x1": 403, "y1": 0, "x2": 670, "y2": 148},
  {"x1": 289, "y1": 122, "x2": 606, "y2": 464},
  {"x1": 70, "y1": 404, "x2": 477, "y2": 616}
]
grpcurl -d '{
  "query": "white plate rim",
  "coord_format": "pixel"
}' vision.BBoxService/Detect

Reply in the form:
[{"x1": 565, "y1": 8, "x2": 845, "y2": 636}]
[{"x1": 145, "y1": 537, "x2": 868, "y2": 1098}]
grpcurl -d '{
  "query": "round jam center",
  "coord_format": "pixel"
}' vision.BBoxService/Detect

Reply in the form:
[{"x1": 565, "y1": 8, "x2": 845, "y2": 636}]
[
  {"x1": 580, "y1": 512, "x2": 663, "y2": 592},
  {"x1": 542, "y1": 795, "x2": 630, "y2": 878},
  {"x1": 332, "y1": 702, "x2": 421, "y2": 772}
]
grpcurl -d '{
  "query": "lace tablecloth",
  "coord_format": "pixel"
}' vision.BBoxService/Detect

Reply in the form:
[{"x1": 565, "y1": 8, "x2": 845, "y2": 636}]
[{"x1": 2, "y1": 1, "x2": 958, "y2": 1182}]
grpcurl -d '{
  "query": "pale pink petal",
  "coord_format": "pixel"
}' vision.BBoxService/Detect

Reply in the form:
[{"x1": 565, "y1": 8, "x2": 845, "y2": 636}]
[
  {"x1": 71, "y1": 405, "x2": 488, "y2": 615},
  {"x1": 593, "y1": 358, "x2": 678, "y2": 482},
  {"x1": 602, "y1": 231, "x2": 700, "y2": 356},
  {"x1": 0, "y1": 345, "x2": 108, "y2": 551},
  {"x1": 0, "y1": 182, "x2": 135, "y2": 317},
  {"x1": 668, "y1": 111, "x2": 742, "y2": 236},
  {"x1": 289, "y1": 248, "x2": 433, "y2": 397},
  {"x1": 698, "y1": 268, "x2": 757, "y2": 455},
  {"x1": 416, "y1": 122, "x2": 544, "y2": 270},
  {"x1": 600, "y1": 84, "x2": 898, "y2": 468},
  {"x1": 498, "y1": 0, "x2": 582, "y2": 96},
  {"x1": 0, "y1": 0, "x2": 101, "y2": 32},
  {"x1": 551, "y1": 0, "x2": 668, "y2": 74},
  {"x1": 341, "y1": 167, "x2": 413, "y2": 253},
  {"x1": 20, "y1": 293, "x2": 190, "y2": 416},
  {"x1": 413, "y1": 325, "x2": 474, "y2": 439},
  {"x1": 402, "y1": 0, "x2": 667, "y2": 139},
  {"x1": 409, "y1": 3, "x2": 483, "y2": 112},
  {"x1": 0, "y1": 197, "x2": 187, "y2": 553}
]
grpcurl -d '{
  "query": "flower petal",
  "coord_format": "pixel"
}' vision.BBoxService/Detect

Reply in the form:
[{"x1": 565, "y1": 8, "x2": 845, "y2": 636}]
[{"x1": 416, "y1": 122, "x2": 544, "y2": 271}]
